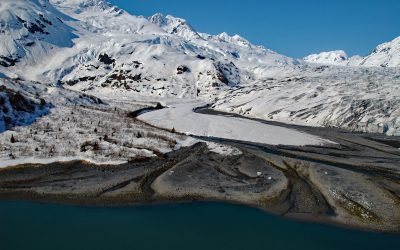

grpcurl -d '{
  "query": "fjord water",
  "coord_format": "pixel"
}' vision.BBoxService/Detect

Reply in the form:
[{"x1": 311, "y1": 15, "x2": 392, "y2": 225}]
[{"x1": 0, "y1": 202, "x2": 398, "y2": 250}]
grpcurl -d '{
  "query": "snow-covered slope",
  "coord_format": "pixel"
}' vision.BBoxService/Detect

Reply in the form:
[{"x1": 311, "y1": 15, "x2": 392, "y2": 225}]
[
  {"x1": 0, "y1": 0, "x2": 399, "y2": 136},
  {"x1": 303, "y1": 36, "x2": 400, "y2": 67},
  {"x1": 360, "y1": 36, "x2": 400, "y2": 67},
  {"x1": 0, "y1": 82, "x2": 51, "y2": 132},
  {"x1": 0, "y1": 0, "x2": 77, "y2": 68}
]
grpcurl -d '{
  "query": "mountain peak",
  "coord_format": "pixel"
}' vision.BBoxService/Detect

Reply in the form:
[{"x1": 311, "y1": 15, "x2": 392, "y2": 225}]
[
  {"x1": 149, "y1": 13, "x2": 201, "y2": 40},
  {"x1": 149, "y1": 13, "x2": 168, "y2": 26},
  {"x1": 216, "y1": 32, "x2": 251, "y2": 47},
  {"x1": 303, "y1": 50, "x2": 348, "y2": 65}
]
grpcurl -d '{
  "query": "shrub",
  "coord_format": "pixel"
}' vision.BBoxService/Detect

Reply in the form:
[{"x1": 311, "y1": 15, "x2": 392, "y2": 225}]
[
  {"x1": 80, "y1": 143, "x2": 88, "y2": 152},
  {"x1": 9, "y1": 152, "x2": 15, "y2": 159},
  {"x1": 93, "y1": 141, "x2": 100, "y2": 151},
  {"x1": 10, "y1": 134, "x2": 16, "y2": 143}
]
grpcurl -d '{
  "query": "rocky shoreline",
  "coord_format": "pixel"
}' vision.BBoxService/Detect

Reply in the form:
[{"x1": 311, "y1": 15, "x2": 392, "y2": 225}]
[{"x1": 1, "y1": 117, "x2": 400, "y2": 233}]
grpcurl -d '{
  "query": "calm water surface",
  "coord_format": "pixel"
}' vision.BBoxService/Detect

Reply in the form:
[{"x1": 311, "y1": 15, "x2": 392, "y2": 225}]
[{"x1": 0, "y1": 201, "x2": 399, "y2": 250}]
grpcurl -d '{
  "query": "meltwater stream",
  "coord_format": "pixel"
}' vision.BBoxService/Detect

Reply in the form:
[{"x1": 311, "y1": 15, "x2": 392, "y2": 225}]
[{"x1": 0, "y1": 201, "x2": 398, "y2": 250}]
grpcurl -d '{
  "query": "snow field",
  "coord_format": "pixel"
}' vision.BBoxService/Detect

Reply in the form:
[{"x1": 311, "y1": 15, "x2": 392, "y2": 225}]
[{"x1": 139, "y1": 101, "x2": 333, "y2": 146}]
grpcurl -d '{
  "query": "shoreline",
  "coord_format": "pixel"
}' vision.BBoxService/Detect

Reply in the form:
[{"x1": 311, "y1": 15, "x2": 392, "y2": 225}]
[{"x1": 1, "y1": 107, "x2": 400, "y2": 234}]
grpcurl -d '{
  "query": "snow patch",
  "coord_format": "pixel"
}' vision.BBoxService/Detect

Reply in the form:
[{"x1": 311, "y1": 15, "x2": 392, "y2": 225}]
[{"x1": 206, "y1": 141, "x2": 242, "y2": 156}]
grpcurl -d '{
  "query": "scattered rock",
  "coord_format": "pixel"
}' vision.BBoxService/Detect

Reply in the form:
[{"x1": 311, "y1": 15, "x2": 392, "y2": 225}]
[
  {"x1": 177, "y1": 65, "x2": 190, "y2": 74},
  {"x1": 98, "y1": 53, "x2": 115, "y2": 65}
]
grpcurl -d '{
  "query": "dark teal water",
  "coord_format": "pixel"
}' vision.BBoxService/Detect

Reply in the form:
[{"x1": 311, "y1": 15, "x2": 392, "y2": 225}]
[{"x1": 0, "y1": 201, "x2": 399, "y2": 250}]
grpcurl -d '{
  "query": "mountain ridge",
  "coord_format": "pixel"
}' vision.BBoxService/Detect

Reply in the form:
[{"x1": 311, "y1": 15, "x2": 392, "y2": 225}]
[{"x1": 303, "y1": 36, "x2": 400, "y2": 67}]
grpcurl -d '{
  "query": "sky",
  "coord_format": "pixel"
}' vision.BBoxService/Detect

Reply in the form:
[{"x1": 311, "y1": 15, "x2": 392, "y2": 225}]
[{"x1": 109, "y1": 0, "x2": 400, "y2": 58}]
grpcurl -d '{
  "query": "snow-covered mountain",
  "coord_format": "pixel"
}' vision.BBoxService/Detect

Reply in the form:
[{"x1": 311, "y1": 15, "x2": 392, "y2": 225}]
[
  {"x1": 303, "y1": 36, "x2": 400, "y2": 67},
  {"x1": 0, "y1": 0, "x2": 399, "y2": 135},
  {"x1": 1, "y1": 0, "x2": 295, "y2": 95},
  {"x1": 303, "y1": 50, "x2": 349, "y2": 65}
]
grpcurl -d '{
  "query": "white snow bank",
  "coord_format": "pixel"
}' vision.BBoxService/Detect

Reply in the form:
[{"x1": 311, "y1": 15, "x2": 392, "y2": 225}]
[
  {"x1": 138, "y1": 101, "x2": 333, "y2": 146},
  {"x1": 0, "y1": 139, "x2": 240, "y2": 169},
  {"x1": 0, "y1": 156, "x2": 127, "y2": 169}
]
